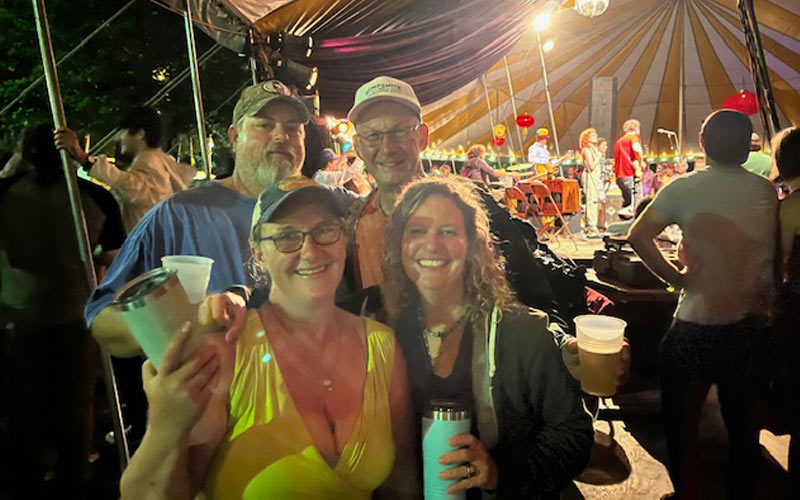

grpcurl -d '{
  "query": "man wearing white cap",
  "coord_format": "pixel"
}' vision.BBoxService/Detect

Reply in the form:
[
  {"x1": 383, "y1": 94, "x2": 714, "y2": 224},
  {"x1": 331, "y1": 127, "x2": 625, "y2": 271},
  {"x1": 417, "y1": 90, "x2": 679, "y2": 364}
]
[{"x1": 345, "y1": 76, "x2": 588, "y2": 336}]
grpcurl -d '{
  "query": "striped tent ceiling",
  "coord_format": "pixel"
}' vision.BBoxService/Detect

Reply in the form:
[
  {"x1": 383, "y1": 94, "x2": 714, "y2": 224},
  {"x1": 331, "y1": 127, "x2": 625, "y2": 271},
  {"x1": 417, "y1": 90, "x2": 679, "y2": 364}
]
[{"x1": 421, "y1": 0, "x2": 800, "y2": 157}]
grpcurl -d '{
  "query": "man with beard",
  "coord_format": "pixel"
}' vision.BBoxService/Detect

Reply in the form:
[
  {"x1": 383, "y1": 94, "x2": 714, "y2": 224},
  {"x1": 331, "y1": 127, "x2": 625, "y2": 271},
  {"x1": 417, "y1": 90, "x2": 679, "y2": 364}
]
[{"x1": 87, "y1": 81, "x2": 309, "y2": 357}]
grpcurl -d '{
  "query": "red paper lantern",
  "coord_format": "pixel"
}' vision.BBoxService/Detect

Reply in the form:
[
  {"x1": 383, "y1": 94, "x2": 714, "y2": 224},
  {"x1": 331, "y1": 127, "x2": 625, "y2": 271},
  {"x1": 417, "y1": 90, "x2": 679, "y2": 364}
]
[
  {"x1": 516, "y1": 113, "x2": 535, "y2": 134},
  {"x1": 492, "y1": 136, "x2": 506, "y2": 146},
  {"x1": 722, "y1": 90, "x2": 758, "y2": 116}
]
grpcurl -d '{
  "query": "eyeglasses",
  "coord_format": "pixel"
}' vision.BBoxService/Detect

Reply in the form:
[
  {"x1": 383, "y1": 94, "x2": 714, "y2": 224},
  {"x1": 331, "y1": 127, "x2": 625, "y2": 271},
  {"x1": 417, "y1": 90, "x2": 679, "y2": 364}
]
[
  {"x1": 356, "y1": 123, "x2": 421, "y2": 147},
  {"x1": 257, "y1": 222, "x2": 344, "y2": 253}
]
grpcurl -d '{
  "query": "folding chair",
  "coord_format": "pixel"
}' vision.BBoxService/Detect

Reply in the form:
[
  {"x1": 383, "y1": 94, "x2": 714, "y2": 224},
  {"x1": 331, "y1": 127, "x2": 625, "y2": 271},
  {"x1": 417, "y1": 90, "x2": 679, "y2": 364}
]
[{"x1": 522, "y1": 181, "x2": 579, "y2": 249}]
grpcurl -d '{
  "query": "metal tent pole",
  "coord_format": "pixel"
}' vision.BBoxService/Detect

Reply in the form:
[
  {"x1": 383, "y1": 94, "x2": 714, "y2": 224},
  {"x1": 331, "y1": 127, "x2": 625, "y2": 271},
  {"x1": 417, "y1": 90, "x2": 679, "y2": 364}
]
[
  {"x1": 31, "y1": 0, "x2": 129, "y2": 470},
  {"x1": 481, "y1": 75, "x2": 497, "y2": 148},
  {"x1": 737, "y1": 0, "x2": 781, "y2": 142},
  {"x1": 184, "y1": 0, "x2": 212, "y2": 181},
  {"x1": 536, "y1": 29, "x2": 560, "y2": 156},
  {"x1": 678, "y1": 0, "x2": 685, "y2": 157},
  {"x1": 503, "y1": 56, "x2": 526, "y2": 159}
]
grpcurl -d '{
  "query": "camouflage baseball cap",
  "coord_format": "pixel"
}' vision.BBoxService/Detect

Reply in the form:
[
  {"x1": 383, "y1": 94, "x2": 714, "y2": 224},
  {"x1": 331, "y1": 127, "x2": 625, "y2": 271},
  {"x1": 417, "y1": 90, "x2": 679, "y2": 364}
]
[{"x1": 232, "y1": 80, "x2": 310, "y2": 126}]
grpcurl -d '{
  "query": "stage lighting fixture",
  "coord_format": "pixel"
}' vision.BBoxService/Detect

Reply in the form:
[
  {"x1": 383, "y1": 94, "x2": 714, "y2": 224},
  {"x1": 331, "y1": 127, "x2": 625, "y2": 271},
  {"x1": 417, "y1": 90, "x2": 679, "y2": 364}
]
[
  {"x1": 542, "y1": 39, "x2": 555, "y2": 52},
  {"x1": 266, "y1": 32, "x2": 314, "y2": 59},
  {"x1": 534, "y1": 12, "x2": 551, "y2": 31},
  {"x1": 270, "y1": 52, "x2": 318, "y2": 91},
  {"x1": 575, "y1": 0, "x2": 610, "y2": 18}
]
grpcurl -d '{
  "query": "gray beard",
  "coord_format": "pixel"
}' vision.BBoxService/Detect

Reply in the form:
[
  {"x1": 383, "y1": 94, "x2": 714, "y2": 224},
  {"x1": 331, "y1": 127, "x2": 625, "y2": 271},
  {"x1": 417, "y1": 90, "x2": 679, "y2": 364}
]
[
  {"x1": 237, "y1": 150, "x2": 301, "y2": 193},
  {"x1": 255, "y1": 158, "x2": 296, "y2": 187}
]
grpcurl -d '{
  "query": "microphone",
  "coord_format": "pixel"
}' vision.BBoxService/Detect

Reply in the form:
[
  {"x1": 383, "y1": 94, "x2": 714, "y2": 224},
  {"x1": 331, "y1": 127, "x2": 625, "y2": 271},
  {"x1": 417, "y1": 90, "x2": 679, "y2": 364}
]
[{"x1": 657, "y1": 128, "x2": 676, "y2": 135}]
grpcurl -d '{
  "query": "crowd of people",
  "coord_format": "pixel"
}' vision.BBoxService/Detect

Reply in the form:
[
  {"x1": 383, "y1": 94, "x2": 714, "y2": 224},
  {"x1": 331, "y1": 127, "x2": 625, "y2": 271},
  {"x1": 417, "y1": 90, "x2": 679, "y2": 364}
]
[{"x1": 1, "y1": 69, "x2": 798, "y2": 500}]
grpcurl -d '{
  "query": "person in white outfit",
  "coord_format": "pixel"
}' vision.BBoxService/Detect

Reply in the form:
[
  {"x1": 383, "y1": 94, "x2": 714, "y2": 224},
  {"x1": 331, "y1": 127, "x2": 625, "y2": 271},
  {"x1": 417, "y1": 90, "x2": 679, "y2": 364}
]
[{"x1": 579, "y1": 127, "x2": 605, "y2": 234}]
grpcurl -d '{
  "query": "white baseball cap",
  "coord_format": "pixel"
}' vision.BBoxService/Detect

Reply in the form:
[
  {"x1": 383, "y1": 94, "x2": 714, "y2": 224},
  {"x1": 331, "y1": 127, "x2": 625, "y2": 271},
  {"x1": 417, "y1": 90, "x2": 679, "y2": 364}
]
[{"x1": 347, "y1": 76, "x2": 422, "y2": 124}]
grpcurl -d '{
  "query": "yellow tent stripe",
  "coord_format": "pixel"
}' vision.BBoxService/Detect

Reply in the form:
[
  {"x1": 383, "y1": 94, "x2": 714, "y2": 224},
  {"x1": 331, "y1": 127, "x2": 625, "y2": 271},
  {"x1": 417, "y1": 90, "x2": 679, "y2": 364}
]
[{"x1": 695, "y1": 0, "x2": 800, "y2": 125}]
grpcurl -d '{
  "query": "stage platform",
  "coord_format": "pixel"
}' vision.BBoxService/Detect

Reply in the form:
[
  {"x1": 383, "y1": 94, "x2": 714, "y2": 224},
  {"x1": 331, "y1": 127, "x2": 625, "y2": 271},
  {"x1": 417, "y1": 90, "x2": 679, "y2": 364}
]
[{"x1": 545, "y1": 233, "x2": 606, "y2": 262}]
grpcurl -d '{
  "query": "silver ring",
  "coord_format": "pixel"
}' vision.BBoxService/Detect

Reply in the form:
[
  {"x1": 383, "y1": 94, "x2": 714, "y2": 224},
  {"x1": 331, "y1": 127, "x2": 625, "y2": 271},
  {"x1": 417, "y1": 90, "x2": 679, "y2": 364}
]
[{"x1": 463, "y1": 463, "x2": 476, "y2": 479}]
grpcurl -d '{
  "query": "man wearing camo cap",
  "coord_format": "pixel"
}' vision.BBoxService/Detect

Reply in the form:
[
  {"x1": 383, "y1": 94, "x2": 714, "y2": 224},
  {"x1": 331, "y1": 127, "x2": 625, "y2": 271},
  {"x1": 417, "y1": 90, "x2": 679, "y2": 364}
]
[{"x1": 88, "y1": 80, "x2": 310, "y2": 357}]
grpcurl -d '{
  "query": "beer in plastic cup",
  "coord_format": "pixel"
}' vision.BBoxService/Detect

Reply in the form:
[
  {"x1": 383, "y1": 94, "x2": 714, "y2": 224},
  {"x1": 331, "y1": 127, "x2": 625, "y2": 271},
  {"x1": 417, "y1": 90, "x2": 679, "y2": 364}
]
[
  {"x1": 161, "y1": 255, "x2": 214, "y2": 304},
  {"x1": 574, "y1": 315, "x2": 626, "y2": 396}
]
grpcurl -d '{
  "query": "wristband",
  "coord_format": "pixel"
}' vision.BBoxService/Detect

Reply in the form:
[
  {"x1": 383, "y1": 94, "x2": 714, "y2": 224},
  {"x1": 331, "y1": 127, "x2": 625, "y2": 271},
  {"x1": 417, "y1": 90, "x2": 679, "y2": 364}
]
[{"x1": 80, "y1": 154, "x2": 96, "y2": 172}]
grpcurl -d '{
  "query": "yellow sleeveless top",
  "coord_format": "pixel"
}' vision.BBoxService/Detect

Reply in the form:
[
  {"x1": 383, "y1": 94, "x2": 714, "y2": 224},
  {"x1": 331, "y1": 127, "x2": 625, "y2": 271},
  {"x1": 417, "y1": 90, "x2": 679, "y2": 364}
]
[{"x1": 203, "y1": 310, "x2": 396, "y2": 499}]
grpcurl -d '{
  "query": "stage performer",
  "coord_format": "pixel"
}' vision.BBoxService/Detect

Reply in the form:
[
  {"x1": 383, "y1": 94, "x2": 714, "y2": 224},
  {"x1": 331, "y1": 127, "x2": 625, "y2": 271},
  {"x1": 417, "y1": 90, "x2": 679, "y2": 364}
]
[
  {"x1": 579, "y1": 127, "x2": 605, "y2": 234},
  {"x1": 527, "y1": 128, "x2": 571, "y2": 177},
  {"x1": 613, "y1": 119, "x2": 644, "y2": 218}
]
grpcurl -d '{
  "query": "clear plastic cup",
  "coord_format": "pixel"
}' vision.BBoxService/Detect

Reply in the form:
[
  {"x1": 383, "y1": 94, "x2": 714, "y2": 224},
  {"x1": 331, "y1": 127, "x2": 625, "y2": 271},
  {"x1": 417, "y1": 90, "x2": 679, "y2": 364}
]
[
  {"x1": 574, "y1": 315, "x2": 626, "y2": 396},
  {"x1": 161, "y1": 255, "x2": 214, "y2": 304}
]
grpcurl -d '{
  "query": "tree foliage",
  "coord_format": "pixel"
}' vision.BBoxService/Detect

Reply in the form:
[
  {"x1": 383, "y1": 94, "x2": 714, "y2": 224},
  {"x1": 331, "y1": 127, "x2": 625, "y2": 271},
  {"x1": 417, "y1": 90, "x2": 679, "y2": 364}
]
[{"x1": 0, "y1": 0, "x2": 248, "y2": 156}]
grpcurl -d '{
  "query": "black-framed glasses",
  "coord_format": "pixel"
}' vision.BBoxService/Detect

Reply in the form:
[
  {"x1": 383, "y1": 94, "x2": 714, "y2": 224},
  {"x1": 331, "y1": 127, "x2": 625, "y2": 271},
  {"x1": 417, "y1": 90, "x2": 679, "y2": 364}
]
[
  {"x1": 356, "y1": 123, "x2": 421, "y2": 147},
  {"x1": 257, "y1": 222, "x2": 344, "y2": 253}
]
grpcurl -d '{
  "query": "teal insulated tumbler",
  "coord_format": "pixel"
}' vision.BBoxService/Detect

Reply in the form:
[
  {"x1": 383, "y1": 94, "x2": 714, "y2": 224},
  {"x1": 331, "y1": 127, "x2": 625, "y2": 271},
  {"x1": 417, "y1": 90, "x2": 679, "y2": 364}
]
[{"x1": 422, "y1": 401, "x2": 471, "y2": 500}]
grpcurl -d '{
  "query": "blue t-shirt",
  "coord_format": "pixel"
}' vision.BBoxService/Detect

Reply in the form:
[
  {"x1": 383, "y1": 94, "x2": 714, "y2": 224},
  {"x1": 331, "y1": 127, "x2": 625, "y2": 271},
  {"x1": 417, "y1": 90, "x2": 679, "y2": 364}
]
[{"x1": 85, "y1": 182, "x2": 256, "y2": 325}]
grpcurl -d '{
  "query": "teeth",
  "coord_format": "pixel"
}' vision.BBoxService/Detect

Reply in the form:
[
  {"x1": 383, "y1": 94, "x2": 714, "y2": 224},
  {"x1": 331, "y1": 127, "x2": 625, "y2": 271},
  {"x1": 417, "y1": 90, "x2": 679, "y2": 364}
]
[
  {"x1": 418, "y1": 259, "x2": 446, "y2": 268},
  {"x1": 296, "y1": 266, "x2": 326, "y2": 276}
]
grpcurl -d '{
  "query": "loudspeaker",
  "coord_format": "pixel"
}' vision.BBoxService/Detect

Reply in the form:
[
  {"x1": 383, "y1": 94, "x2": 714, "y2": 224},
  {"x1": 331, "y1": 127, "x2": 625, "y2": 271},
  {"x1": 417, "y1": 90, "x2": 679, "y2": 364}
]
[{"x1": 590, "y1": 77, "x2": 617, "y2": 143}]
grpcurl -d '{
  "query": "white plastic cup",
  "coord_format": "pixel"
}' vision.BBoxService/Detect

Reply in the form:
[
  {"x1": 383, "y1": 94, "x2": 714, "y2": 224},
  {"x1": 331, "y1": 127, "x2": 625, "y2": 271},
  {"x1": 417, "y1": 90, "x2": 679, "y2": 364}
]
[
  {"x1": 161, "y1": 255, "x2": 214, "y2": 304},
  {"x1": 574, "y1": 315, "x2": 627, "y2": 396}
]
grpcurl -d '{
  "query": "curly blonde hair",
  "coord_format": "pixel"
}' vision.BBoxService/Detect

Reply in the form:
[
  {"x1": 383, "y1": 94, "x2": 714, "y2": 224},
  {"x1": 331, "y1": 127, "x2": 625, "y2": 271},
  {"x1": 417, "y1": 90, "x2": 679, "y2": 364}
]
[
  {"x1": 579, "y1": 128, "x2": 597, "y2": 150},
  {"x1": 381, "y1": 177, "x2": 519, "y2": 327}
]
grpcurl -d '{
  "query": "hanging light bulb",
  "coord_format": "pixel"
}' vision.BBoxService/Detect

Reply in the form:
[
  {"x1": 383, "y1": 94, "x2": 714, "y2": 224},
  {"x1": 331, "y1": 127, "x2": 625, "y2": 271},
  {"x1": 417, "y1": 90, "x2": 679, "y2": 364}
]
[{"x1": 574, "y1": 0, "x2": 610, "y2": 18}]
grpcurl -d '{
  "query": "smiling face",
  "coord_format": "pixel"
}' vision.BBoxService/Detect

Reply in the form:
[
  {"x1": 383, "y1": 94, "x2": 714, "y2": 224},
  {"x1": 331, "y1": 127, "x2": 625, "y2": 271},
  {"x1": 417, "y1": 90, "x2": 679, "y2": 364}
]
[
  {"x1": 253, "y1": 201, "x2": 345, "y2": 304},
  {"x1": 401, "y1": 195, "x2": 469, "y2": 299},
  {"x1": 589, "y1": 131, "x2": 598, "y2": 144},
  {"x1": 229, "y1": 101, "x2": 306, "y2": 197},
  {"x1": 353, "y1": 101, "x2": 428, "y2": 192}
]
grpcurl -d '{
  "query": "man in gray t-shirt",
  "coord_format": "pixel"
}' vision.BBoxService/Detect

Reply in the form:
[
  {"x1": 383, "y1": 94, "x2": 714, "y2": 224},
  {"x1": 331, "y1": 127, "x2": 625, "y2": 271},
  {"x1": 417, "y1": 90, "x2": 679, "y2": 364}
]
[{"x1": 628, "y1": 110, "x2": 777, "y2": 500}]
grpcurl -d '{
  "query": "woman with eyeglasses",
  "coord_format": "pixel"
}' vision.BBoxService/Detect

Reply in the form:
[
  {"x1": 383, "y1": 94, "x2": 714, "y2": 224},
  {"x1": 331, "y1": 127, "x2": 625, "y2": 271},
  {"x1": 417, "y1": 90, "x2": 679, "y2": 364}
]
[
  {"x1": 381, "y1": 177, "x2": 593, "y2": 498},
  {"x1": 120, "y1": 177, "x2": 416, "y2": 499}
]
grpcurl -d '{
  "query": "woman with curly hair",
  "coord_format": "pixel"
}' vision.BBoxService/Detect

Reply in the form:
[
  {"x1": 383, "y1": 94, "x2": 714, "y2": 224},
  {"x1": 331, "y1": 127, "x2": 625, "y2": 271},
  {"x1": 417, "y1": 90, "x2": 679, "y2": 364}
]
[
  {"x1": 579, "y1": 127, "x2": 605, "y2": 234},
  {"x1": 381, "y1": 176, "x2": 593, "y2": 499}
]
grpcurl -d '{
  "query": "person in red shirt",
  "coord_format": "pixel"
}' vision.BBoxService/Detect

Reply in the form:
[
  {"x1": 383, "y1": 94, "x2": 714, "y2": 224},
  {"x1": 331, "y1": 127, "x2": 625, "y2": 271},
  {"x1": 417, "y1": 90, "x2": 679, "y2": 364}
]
[{"x1": 613, "y1": 119, "x2": 644, "y2": 218}]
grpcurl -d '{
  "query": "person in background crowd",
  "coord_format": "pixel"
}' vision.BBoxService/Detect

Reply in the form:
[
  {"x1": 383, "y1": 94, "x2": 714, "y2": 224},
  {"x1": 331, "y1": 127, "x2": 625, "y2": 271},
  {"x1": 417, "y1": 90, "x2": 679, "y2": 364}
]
[
  {"x1": 120, "y1": 179, "x2": 416, "y2": 499},
  {"x1": 0, "y1": 123, "x2": 125, "y2": 498},
  {"x1": 211, "y1": 146, "x2": 235, "y2": 180},
  {"x1": 382, "y1": 177, "x2": 593, "y2": 498},
  {"x1": 300, "y1": 113, "x2": 331, "y2": 179},
  {"x1": 770, "y1": 126, "x2": 800, "y2": 490},
  {"x1": 55, "y1": 106, "x2": 197, "y2": 233},
  {"x1": 439, "y1": 163, "x2": 452, "y2": 177},
  {"x1": 579, "y1": 127, "x2": 605, "y2": 235},
  {"x1": 597, "y1": 137, "x2": 609, "y2": 157},
  {"x1": 460, "y1": 144, "x2": 503, "y2": 187},
  {"x1": 0, "y1": 133, "x2": 29, "y2": 179},
  {"x1": 628, "y1": 110, "x2": 777, "y2": 500},
  {"x1": 741, "y1": 132, "x2": 773, "y2": 179},
  {"x1": 613, "y1": 119, "x2": 644, "y2": 218},
  {"x1": 313, "y1": 150, "x2": 370, "y2": 194}
]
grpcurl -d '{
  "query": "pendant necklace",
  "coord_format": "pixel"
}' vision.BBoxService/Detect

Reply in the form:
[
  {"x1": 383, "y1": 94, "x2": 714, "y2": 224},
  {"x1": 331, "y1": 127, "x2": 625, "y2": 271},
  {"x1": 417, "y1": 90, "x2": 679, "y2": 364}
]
[{"x1": 420, "y1": 310, "x2": 467, "y2": 361}]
